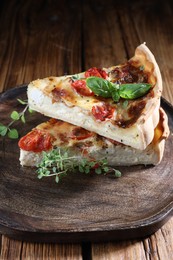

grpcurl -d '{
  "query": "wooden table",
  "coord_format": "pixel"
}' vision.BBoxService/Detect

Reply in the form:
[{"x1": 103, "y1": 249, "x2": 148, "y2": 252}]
[{"x1": 0, "y1": 0, "x2": 173, "y2": 259}]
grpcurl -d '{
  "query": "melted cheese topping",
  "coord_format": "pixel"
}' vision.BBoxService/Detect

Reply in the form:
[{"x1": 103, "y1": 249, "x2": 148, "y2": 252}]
[
  {"x1": 31, "y1": 56, "x2": 155, "y2": 128},
  {"x1": 34, "y1": 117, "x2": 163, "y2": 153},
  {"x1": 53, "y1": 77, "x2": 101, "y2": 109},
  {"x1": 35, "y1": 119, "x2": 119, "y2": 153}
]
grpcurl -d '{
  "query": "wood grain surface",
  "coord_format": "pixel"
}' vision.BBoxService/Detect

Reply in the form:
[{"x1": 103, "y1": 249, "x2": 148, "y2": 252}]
[
  {"x1": 0, "y1": 0, "x2": 173, "y2": 259},
  {"x1": 0, "y1": 87, "x2": 172, "y2": 244}
]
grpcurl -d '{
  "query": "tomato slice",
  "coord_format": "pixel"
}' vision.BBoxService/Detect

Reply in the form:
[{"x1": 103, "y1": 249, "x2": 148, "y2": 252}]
[
  {"x1": 85, "y1": 67, "x2": 107, "y2": 79},
  {"x1": 71, "y1": 80, "x2": 94, "y2": 96},
  {"x1": 18, "y1": 129, "x2": 53, "y2": 152},
  {"x1": 71, "y1": 127, "x2": 94, "y2": 140},
  {"x1": 92, "y1": 104, "x2": 115, "y2": 121}
]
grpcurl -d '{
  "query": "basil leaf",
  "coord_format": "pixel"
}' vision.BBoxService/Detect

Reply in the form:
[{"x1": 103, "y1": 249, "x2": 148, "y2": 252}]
[
  {"x1": 86, "y1": 77, "x2": 112, "y2": 98},
  {"x1": 111, "y1": 91, "x2": 120, "y2": 102},
  {"x1": 119, "y1": 83, "x2": 151, "y2": 99},
  {"x1": 86, "y1": 77, "x2": 151, "y2": 101}
]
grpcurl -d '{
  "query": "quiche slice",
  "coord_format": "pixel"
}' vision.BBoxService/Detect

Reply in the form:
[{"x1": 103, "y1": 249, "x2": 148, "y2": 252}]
[
  {"x1": 18, "y1": 108, "x2": 169, "y2": 167},
  {"x1": 27, "y1": 43, "x2": 162, "y2": 150}
]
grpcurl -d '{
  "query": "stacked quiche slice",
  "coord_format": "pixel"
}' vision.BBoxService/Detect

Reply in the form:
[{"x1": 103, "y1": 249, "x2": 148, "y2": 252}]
[{"x1": 18, "y1": 43, "x2": 169, "y2": 167}]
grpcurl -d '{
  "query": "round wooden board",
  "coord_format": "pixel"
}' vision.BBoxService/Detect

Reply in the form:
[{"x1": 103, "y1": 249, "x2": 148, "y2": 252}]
[{"x1": 0, "y1": 86, "x2": 173, "y2": 243}]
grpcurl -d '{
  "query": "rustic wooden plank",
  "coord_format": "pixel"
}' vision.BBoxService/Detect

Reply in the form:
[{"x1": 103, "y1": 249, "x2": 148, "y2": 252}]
[
  {"x1": 21, "y1": 242, "x2": 82, "y2": 260},
  {"x1": 0, "y1": 235, "x2": 82, "y2": 260},
  {"x1": 83, "y1": 0, "x2": 173, "y2": 105},
  {"x1": 0, "y1": 0, "x2": 82, "y2": 93},
  {"x1": 0, "y1": 236, "x2": 22, "y2": 260},
  {"x1": 0, "y1": 88, "x2": 172, "y2": 250},
  {"x1": 92, "y1": 218, "x2": 173, "y2": 260},
  {"x1": 144, "y1": 218, "x2": 173, "y2": 260},
  {"x1": 92, "y1": 240, "x2": 146, "y2": 260},
  {"x1": 2, "y1": 219, "x2": 172, "y2": 258},
  {"x1": 0, "y1": 0, "x2": 173, "y2": 259},
  {"x1": 117, "y1": 0, "x2": 173, "y2": 104},
  {"x1": 83, "y1": 0, "x2": 127, "y2": 69},
  {"x1": 0, "y1": 0, "x2": 83, "y2": 259},
  {"x1": 90, "y1": 0, "x2": 173, "y2": 258},
  {"x1": 0, "y1": 1, "x2": 19, "y2": 92}
]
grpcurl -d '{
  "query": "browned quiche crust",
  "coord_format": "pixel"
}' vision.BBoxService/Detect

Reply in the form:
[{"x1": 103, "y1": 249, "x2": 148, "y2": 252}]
[{"x1": 27, "y1": 43, "x2": 163, "y2": 150}]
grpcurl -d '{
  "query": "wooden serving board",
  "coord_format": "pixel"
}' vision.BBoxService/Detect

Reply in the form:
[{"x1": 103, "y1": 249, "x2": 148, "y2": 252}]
[{"x1": 0, "y1": 86, "x2": 173, "y2": 243}]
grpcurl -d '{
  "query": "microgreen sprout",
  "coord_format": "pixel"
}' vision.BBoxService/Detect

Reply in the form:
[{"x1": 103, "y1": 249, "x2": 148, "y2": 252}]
[{"x1": 0, "y1": 98, "x2": 34, "y2": 139}]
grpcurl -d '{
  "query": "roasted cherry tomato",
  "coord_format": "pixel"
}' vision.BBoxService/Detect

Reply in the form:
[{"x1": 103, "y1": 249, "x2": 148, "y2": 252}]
[
  {"x1": 85, "y1": 67, "x2": 107, "y2": 79},
  {"x1": 18, "y1": 129, "x2": 53, "y2": 152},
  {"x1": 92, "y1": 104, "x2": 115, "y2": 121},
  {"x1": 71, "y1": 80, "x2": 94, "y2": 96},
  {"x1": 52, "y1": 88, "x2": 67, "y2": 100},
  {"x1": 71, "y1": 127, "x2": 94, "y2": 140}
]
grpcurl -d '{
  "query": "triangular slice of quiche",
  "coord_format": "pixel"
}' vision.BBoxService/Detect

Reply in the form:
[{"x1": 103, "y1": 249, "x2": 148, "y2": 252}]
[
  {"x1": 27, "y1": 43, "x2": 162, "y2": 150},
  {"x1": 18, "y1": 108, "x2": 169, "y2": 167}
]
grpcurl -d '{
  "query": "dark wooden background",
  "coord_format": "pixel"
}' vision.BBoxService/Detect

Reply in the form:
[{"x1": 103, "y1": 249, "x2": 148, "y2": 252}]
[{"x1": 0, "y1": 0, "x2": 173, "y2": 259}]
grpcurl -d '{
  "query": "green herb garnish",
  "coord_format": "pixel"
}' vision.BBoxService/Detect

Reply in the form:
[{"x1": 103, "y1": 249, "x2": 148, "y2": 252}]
[
  {"x1": 139, "y1": 65, "x2": 145, "y2": 71},
  {"x1": 122, "y1": 100, "x2": 129, "y2": 109},
  {"x1": 86, "y1": 77, "x2": 151, "y2": 102},
  {"x1": 119, "y1": 83, "x2": 151, "y2": 99},
  {"x1": 85, "y1": 77, "x2": 113, "y2": 98},
  {"x1": 0, "y1": 99, "x2": 34, "y2": 139},
  {"x1": 71, "y1": 74, "x2": 80, "y2": 81},
  {"x1": 36, "y1": 148, "x2": 121, "y2": 183}
]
